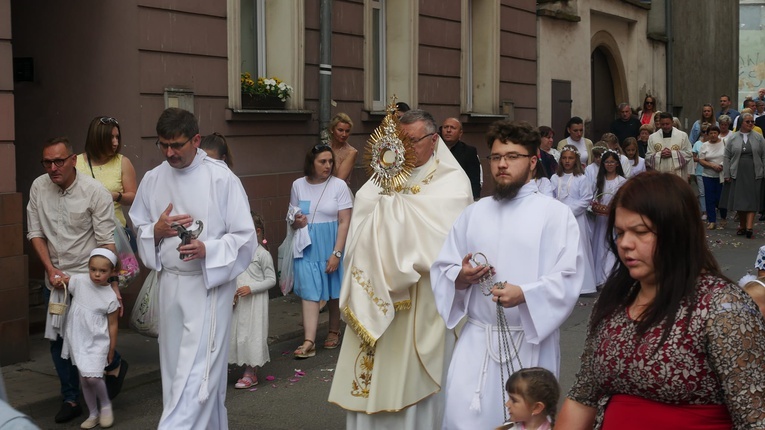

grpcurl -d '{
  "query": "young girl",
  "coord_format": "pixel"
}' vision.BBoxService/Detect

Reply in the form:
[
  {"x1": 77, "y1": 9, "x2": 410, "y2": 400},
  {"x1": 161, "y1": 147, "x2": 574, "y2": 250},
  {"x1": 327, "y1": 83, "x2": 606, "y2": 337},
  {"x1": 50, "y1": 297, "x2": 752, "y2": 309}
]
[
  {"x1": 551, "y1": 145, "x2": 596, "y2": 294},
  {"x1": 230, "y1": 212, "x2": 275, "y2": 389},
  {"x1": 600, "y1": 133, "x2": 632, "y2": 177},
  {"x1": 692, "y1": 122, "x2": 710, "y2": 221},
  {"x1": 62, "y1": 248, "x2": 120, "y2": 429},
  {"x1": 585, "y1": 145, "x2": 606, "y2": 186},
  {"x1": 589, "y1": 150, "x2": 627, "y2": 287},
  {"x1": 622, "y1": 137, "x2": 646, "y2": 178},
  {"x1": 501, "y1": 367, "x2": 559, "y2": 430}
]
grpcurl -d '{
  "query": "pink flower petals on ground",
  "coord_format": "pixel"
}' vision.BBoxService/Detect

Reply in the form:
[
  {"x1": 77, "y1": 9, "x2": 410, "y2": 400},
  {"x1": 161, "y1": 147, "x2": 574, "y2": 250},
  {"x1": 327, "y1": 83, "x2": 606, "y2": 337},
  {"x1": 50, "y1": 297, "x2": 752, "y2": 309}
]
[{"x1": 265, "y1": 375, "x2": 275, "y2": 381}]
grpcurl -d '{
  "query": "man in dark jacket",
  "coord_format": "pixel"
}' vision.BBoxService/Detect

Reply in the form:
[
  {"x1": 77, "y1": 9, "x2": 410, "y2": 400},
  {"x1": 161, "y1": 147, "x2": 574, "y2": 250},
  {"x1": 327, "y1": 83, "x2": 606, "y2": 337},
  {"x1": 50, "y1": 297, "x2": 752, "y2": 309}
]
[{"x1": 441, "y1": 118, "x2": 482, "y2": 199}]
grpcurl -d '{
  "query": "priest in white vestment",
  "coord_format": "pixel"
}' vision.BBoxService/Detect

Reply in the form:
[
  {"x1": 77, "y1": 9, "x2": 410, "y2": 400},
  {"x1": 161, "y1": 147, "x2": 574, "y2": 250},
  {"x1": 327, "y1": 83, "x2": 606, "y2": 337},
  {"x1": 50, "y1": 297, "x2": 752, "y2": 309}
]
[
  {"x1": 431, "y1": 120, "x2": 585, "y2": 430},
  {"x1": 129, "y1": 108, "x2": 256, "y2": 430},
  {"x1": 328, "y1": 110, "x2": 473, "y2": 429},
  {"x1": 645, "y1": 112, "x2": 693, "y2": 180}
]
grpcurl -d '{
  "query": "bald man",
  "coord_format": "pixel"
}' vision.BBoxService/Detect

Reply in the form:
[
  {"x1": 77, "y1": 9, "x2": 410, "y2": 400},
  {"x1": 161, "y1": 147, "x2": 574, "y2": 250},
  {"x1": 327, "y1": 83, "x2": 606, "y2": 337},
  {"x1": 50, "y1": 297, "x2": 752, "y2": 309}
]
[{"x1": 441, "y1": 118, "x2": 482, "y2": 199}]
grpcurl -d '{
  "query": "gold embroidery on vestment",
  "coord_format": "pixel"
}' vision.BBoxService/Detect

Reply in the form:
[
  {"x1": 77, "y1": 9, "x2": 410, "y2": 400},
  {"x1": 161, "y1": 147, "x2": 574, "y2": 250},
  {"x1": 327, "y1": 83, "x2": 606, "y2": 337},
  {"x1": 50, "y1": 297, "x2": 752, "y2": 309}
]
[
  {"x1": 351, "y1": 343, "x2": 375, "y2": 398},
  {"x1": 351, "y1": 267, "x2": 391, "y2": 316}
]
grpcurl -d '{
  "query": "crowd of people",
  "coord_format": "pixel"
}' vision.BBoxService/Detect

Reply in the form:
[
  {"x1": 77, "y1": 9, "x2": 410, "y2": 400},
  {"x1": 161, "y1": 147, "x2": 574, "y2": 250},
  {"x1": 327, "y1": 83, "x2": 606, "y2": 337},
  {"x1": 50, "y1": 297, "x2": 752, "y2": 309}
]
[{"x1": 21, "y1": 100, "x2": 765, "y2": 430}]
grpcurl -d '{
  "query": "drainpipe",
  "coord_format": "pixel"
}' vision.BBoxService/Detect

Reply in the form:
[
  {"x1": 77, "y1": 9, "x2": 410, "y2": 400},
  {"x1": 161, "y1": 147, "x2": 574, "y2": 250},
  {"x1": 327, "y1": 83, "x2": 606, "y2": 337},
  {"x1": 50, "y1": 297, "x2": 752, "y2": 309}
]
[
  {"x1": 665, "y1": 0, "x2": 673, "y2": 116},
  {"x1": 319, "y1": 0, "x2": 332, "y2": 135}
]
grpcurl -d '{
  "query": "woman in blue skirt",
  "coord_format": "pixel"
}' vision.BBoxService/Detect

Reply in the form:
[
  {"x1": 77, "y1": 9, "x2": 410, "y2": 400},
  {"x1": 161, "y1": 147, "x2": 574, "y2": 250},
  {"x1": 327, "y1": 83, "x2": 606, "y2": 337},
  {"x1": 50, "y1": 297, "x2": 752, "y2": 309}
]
[{"x1": 289, "y1": 144, "x2": 353, "y2": 358}]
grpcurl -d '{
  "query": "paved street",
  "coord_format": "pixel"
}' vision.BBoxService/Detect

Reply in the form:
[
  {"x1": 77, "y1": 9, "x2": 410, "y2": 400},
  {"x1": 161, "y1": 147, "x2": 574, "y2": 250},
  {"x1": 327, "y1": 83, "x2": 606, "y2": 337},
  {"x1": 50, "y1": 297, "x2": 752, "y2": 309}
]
[{"x1": 13, "y1": 220, "x2": 763, "y2": 430}]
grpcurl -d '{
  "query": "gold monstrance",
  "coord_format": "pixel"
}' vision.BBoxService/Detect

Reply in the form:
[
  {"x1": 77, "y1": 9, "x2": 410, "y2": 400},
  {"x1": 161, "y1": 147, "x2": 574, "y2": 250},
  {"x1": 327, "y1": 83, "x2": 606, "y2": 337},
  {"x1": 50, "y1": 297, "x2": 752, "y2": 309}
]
[{"x1": 363, "y1": 100, "x2": 417, "y2": 195}]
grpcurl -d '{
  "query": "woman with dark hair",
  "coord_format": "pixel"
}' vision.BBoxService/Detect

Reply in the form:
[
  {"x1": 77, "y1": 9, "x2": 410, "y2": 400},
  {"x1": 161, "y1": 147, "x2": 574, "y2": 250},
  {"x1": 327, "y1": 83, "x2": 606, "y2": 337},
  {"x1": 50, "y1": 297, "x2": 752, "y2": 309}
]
[
  {"x1": 289, "y1": 145, "x2": 353, "y2": 358},
  {"x1": 77, "y1": 117, "x2": 138, "y2": 235},
  {"x1": 537, "y1": 125, "x2": 558, "y2": 179},
  {"x1": 556, "y1": 171, "x2": 765, "y2": 429},
  {"x1": 556, "y1": 117, "x2": 594, "y2": 166},
  {"x1": 638, "y1": 95, "x2": 657, "y2": 125},
  {"x1": 200, "y1": 132, "x2": 234, "y2": 168}
]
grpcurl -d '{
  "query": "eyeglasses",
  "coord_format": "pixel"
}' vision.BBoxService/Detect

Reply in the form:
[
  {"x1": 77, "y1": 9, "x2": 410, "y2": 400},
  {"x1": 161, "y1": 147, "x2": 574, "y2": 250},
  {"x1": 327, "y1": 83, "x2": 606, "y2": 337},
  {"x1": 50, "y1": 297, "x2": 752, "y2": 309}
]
[
  {"x1": 645, "y1": 101, "x2": 654, "y2": 105},
  {"x1": 410, "y1": 132, "x2": 435, "y2": 144},
  {"x1": 744, "y1": 120, "x2": 755, "y2": 124},
  {"x1": 41, "y1": 154, "x2": 74, "y2": 168},
  {"x1": 487, "y1": 153, "x2": 533, "y2": 163},
  {"x1": 99, "y1": 117, "x2": 119, "y2": 125},
  {"x1": 156, "y1": 136, "x2": 193, "y2": 151}
]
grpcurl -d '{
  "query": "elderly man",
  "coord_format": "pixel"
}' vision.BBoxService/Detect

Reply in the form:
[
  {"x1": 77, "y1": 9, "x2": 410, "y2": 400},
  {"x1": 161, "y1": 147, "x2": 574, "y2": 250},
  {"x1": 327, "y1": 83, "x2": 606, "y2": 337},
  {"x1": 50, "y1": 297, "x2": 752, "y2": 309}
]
[
  {"x1": 129, "y1": 108, "x2": 256, "y2": 429},
  {"x1": 27, "y1": 137, "x2": 122, "y2": 424},
  {"x1": 646, "y1": 112, "x2": 693, "y2": 180},
  {"x1": 432, "y1": 120, "x2": 584, "y2": 429},
  {"x1": 329, "y1": 110, "x2": 473, "y2": 429},
  {"x1": 442, "y1": 117, "x2": 482, "y2": 199},
  {"x1": 609, "y1": 103, "x2": 641, "y2": 145}
]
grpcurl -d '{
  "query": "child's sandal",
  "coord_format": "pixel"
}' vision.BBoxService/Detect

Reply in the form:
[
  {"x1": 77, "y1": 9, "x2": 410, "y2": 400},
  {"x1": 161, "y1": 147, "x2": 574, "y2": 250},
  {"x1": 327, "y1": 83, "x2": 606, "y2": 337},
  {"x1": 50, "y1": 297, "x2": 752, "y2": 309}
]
[
  {"x1": 235, "y1": 375, "x2": 257, "y2": 389},
  {"x1": 324, "y1": 330, "x2": 341, "y2": 349},
  {"x1": 294, "y1": 339, "x2": 316, "y2": 359}
]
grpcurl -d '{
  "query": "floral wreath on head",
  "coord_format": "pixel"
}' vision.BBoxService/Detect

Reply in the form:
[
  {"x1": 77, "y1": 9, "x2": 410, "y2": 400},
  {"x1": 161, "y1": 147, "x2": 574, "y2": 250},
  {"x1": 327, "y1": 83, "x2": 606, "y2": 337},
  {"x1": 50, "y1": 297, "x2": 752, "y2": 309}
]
[
  {"x1": 603, "y1": 148, "x2": 620, "y2": 157},
  {"x1": 561, "y1": 145, "x2": 580, "y2": 156}
]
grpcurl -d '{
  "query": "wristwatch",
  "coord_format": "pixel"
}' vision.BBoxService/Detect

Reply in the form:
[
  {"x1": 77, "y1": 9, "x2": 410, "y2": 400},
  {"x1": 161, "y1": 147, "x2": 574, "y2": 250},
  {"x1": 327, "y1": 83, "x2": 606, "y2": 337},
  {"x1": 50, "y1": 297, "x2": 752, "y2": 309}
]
[{"x1": 333, "y1": 250, "x2": 342, "y2": 258}]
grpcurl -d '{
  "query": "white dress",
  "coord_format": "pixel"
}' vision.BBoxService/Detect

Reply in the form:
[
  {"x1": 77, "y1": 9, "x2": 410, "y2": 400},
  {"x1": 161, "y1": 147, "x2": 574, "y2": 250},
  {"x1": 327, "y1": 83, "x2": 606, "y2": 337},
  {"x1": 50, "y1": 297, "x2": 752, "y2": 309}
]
[
  {"x1": 551, "y1": 173, "x2": 596, "y2": 293},
  {"x1": 229, "y1": 244, "x2": 275, "y2": 367},
  {"x1": 431, "y1": 182, "x2": 585, "y2": 430},
  {"x1": 589, "y1": 176, "x2": 627, "y2": 286},
  {"x1": 628, "y1": 157, "x2": 646, "y2": 178},
  {"x1": 61, "y1": 274, "x2": 119, "y2": 377}
]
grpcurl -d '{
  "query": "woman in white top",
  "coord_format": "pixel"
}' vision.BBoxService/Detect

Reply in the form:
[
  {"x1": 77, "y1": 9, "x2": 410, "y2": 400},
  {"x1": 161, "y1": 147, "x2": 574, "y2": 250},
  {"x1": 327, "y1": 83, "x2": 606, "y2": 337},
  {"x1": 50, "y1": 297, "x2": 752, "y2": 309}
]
[
  {"x1": 557, "y1": 117, "x2": 594, "y2": 167},
  {"x1": 699, "y1": 125, "x2": 727, "y2": 229}
]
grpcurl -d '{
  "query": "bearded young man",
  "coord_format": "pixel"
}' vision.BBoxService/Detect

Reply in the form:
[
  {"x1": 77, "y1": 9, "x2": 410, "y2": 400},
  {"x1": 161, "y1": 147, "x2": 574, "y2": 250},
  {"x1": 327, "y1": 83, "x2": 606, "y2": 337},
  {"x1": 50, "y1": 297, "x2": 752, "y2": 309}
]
[{"x1": 431, "y1": 120, "x2": 585, "y2": 429}]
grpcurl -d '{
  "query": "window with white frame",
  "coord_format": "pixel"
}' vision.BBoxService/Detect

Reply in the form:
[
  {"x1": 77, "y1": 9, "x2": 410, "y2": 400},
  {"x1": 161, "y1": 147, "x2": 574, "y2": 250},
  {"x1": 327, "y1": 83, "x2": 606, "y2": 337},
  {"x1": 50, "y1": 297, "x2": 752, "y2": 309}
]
[
  {"x1": 365, "y1": 0, "x2": 417, "y2": 111},
  {"x1": 463, "y1": 0, "x2": 499, "y2": 114},
  {"x1": 227, "y1": 0, "x2": 304, "y2": 110},
  {"x1": 241, "y1": 0, "x2": 266, "y2": 78}
]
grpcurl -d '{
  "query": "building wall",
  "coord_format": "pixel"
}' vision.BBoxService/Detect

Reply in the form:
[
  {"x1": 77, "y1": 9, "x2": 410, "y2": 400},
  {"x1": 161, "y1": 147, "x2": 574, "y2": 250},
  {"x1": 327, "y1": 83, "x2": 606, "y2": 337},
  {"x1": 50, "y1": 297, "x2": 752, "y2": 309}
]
[
  {"x1": 537, "y1": 0, "x2": 666, "y2": 137},
  {"x1": 0, "y1": 0, "x2": 28, "y2": 366},
  {"x1": 9, "y1": 0, "x2": 537, "y2": 354},
  {"x1": 670, "y1": 0, "x2": 738, "y2": 131},
  {"x1": 739, "y1": 0, "x2": 765, "y2": 105}
]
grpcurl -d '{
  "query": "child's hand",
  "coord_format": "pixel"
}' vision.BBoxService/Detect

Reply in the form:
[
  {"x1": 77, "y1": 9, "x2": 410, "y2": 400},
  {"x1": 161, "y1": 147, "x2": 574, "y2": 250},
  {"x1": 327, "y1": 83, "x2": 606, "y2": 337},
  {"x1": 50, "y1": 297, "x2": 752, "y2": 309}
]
[{"x1": 235, "y1": 286, "x2": 252, "y2": 297}]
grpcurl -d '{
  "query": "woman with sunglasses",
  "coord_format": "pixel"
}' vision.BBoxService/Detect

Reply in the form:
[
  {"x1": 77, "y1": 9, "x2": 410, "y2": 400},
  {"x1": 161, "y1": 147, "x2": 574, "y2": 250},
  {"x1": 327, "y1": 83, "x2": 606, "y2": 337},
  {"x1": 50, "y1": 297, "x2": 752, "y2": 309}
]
[
  {"x1": 638, "y1": 96, "x2": 657, "y2": 125},
  {"x1": 723, "y1": 112, "x2": 765, "y2": 238},
  {"x1": 77, "y1": 117, "x2": 137, "y2": 249},
  {"x1": 289, "y1": 144, "x2": 353, "y2": 358}
]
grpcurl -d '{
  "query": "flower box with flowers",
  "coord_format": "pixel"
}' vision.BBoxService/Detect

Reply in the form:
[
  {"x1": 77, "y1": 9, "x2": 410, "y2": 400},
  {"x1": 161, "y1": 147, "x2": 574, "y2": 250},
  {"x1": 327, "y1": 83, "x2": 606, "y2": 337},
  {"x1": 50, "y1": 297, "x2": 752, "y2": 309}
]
[{"x1": 241, "y1": 73, "x2": 293, "y2": 110}]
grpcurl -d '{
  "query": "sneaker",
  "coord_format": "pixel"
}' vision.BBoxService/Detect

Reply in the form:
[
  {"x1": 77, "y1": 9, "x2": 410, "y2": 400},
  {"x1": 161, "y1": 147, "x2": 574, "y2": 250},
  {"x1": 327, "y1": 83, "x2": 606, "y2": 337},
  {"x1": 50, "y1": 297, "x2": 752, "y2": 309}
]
[
  {"x1": 701, "y1": 213, "x2": 707, "y2": 221},
  {"x1": 55, "y1": 402, "x2": 83, "y2": 423}
]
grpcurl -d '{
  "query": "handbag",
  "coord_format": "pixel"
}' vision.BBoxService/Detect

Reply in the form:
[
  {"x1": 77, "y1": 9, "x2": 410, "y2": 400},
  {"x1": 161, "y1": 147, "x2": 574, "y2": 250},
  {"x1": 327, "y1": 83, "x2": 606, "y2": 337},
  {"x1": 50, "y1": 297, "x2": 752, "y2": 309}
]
[
  {"x1": 277, "y1": 226, "x2": 296, "y2": 296},
  {"x1": 129, "y1": 270, "x2": 159, "y2": 337},
  {"x1": 114, "y1": 218, "x2": 141, "y2": 290}
]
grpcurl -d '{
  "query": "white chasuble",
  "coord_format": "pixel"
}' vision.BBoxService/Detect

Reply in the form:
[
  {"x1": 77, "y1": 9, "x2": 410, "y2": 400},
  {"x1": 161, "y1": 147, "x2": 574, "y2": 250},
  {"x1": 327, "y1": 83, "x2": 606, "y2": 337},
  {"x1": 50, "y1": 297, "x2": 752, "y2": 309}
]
[
  {"x1": 129, "y1": 150, "x2": 256, "y2": 430},
  {"x1": 431, "y1": 182, "x2": 585, "y2": 430},
  {"x1": 645, "y1": 128, "x2": 693, "y2": 179},
  {"x1": 328, "y1": 138, "x2": 473, "y2": 429}
]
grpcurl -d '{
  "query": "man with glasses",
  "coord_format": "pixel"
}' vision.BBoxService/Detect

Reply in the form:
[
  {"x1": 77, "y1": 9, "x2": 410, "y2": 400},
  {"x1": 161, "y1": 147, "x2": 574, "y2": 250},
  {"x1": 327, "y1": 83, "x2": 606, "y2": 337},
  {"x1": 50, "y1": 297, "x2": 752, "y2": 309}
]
[
  {"x1": 431, "y1": 120, "x2": 584, "y2": 428},
  {"x1": 27, "y1": 137, "x2": 118, "y2": 423},
  {"x1": 646, "y1": 112, "x2": 693, "y2": 180},
  {"x1": 129, "y1": 108, "x2": 256, "y2": 429},
  {"x1": 329, "y1": 110, "x2": 473, "y2": 429}
]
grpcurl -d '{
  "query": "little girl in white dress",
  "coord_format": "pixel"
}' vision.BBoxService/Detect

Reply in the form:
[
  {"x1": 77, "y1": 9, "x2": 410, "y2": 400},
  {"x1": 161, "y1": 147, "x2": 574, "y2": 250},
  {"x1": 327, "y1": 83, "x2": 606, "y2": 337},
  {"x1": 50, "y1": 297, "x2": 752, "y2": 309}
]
[
  {"x1": 62, "y1": 248, "x2": 120, "y2": 429},
  {"x1": 229, "y1": 212, "x2": 275, "y2": 389}
]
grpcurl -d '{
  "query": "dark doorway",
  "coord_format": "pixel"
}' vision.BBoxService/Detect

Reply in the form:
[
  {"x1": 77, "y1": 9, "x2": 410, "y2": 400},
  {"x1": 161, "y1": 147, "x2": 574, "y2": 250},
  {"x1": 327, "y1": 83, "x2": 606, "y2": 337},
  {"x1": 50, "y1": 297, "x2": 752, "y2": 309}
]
[
  {"x1": 590, "y1": 46, "x2": 616, "y2": 142},
  {"x1": 551, "y1": 80, "x2": 572, "y2": 142}
]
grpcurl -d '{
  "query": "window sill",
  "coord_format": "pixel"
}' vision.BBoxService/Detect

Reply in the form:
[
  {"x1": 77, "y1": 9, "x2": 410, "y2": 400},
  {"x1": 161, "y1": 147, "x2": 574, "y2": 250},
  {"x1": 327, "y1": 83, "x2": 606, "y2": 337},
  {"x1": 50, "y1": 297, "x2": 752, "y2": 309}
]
[
  {"x1": 460, "y1": 113, "x2": 509, "y2": 123},
  {"x1": 361, "y1": 110, "x2": 389, "y2": 123},
  {"x1": 225, "y1": 108, "x2": 313, "y2": 122}
]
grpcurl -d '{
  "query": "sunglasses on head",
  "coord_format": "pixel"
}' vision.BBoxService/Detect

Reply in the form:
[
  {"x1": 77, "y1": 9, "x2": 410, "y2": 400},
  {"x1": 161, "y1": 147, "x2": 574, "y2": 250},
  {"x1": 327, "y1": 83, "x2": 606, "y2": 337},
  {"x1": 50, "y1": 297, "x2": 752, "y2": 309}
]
[
  {"x1": 312, "y1": 144, "x2": 330, "y2": 153},
  {"x1": 99, "y1": 117, "x2": 119, "y2": 125}
]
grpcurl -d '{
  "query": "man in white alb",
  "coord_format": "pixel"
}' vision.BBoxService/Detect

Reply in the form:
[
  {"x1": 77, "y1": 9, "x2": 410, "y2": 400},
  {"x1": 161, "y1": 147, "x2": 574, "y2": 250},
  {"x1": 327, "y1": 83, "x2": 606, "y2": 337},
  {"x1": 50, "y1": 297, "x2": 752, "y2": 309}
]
[
  {"x1": 431, "y1": 120, "x2": 585, "y2": 429},
  {"x1": 130, "y1": 108, "x2": 256, "y2": 429}
]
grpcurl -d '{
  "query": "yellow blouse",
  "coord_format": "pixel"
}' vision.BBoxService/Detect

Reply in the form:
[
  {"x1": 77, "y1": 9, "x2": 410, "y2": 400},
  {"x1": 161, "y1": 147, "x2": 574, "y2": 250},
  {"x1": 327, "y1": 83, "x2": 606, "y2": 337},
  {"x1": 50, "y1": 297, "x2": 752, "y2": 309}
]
[{"x1": 75, "y1": 154, "x2": 126, "y2": 226}]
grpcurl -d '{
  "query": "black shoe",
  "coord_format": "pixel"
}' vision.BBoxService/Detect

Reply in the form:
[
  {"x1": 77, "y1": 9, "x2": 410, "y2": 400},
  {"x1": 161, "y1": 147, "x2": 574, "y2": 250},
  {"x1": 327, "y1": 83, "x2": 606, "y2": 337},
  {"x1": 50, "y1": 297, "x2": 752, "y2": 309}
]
[
  {"x1": 54, "y1": 402, "x2": 82, "y2": 423},
  {"x1": 106, "y1": 359, "x2": 129, "y2": 400},
  {"x1": 747, "y1": 229, "x2": 754, "y2": 239}
]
